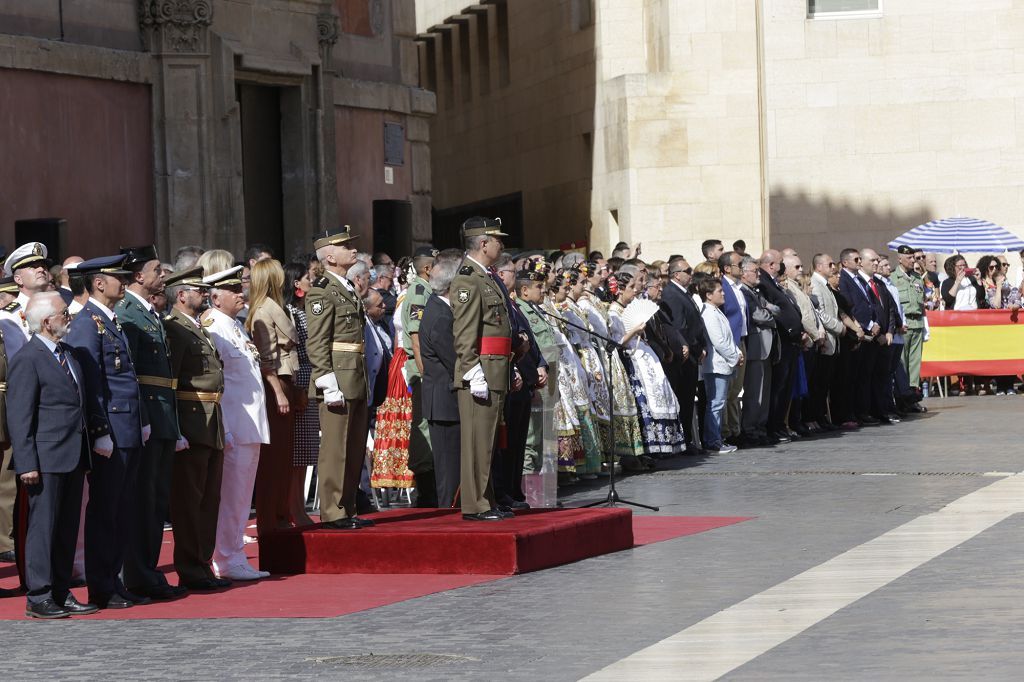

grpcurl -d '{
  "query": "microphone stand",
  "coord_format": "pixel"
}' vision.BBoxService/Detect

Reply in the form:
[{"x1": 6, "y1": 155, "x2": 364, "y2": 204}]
[{"x1": 537, "y1": 304, "x2": 659, "y2": 512}]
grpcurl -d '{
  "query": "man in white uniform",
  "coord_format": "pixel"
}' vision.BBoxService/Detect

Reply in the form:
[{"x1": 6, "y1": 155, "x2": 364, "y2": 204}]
[
  {"x1": 0, "y1": 241, "x2": 51, "y2": 358},
  {"x1": 202, "y1": 266, "x2": 270, "y2": 581}
]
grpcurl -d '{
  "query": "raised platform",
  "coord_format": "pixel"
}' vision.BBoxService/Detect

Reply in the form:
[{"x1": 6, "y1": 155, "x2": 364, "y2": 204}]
[{"x1": 259, "y1": 507, "x2": 634, "y2": 576}]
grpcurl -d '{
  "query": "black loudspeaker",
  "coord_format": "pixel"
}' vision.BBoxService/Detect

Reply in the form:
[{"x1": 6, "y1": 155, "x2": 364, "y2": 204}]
[
  {"x1": 15, "y1": 218, "x2": 67, "y2": 263},
  {"x1": 372, "y1": 200, "x2": 413, "y2": 258}
]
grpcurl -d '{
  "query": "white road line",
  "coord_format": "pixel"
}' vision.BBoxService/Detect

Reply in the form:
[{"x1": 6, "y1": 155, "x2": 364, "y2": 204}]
[{"x1": 582, "y1": 472, "x2": 1024, "y2": 682}]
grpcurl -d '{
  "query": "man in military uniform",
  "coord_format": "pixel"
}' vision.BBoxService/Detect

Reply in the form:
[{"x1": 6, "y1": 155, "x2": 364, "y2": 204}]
[
  {"x1": 163, "y1": 267, "x2": 229, "y2": 590},
  {"x1": 0, "y1": 241, "x2": 51, "y2": 358},
  {"x1": 892, "y1": 245, "x2": 927, "y2": 412},
  {"x1": 117, "y1": 245, "x2": 186, "y2": 600},
  {"x1": 65, "y1": 254, "x2": 151, "y2": 609},
  {"x1": 0, "y1": 277, "x2": 17, "y2": 566},
  {"x1": 400, "y1": 245, "x2": 437, "y2": 506},
  {"x1": 451, "y1": 217, "x2": 514, "y2": 521},
  {"x1": 307, "y1": 225, "x2": 374, "y2": 530}
]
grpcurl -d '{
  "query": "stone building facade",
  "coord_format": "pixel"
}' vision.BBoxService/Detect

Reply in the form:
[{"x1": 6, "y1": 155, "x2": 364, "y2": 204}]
[
  {"x1": 419, "y1": 0, "x2": 1024, "y2": 260},
  {"x1": 0, "y1": 0, "x2": 433, "y2": 261}
]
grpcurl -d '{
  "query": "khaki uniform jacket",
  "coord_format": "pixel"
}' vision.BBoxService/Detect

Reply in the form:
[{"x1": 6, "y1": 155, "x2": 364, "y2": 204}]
[
  {"x1": 891, "y1": 265, "x2": 926, "y2": 329},
  {"x1": 248, "y1": 298, "x2": 300, "y2": 377},
  {"x1": 400, "y1": 274, "x2": 433, "y2": 378},
  {"x1": 116, "y1": 291, "x2": 181, "y2": 441},
  {"x1": 450, "y1": 258, "x2": 512, "y2": 392},
  {"x1": 164, "y1": 309, "x2": 225, "y2": 450},
  {"x1": 305, "y1": 272, "x2": 368, "y2": 401}
]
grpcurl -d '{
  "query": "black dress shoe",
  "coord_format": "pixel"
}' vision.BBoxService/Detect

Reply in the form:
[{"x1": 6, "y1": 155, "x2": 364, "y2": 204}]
[
  {"x1": 89, "y1": 593, "x2": 133, "y2": 609},
  {"x1": 510, "y1": 500, "x2": 531, "y2": 510},
  {"x1": 211, "y1": 577, "x2": 232, "y2": 588},
  {"x1": 495, "y1": 506, "x2": 515, "y2": 519},
  {"x1": 321, "y1": 518, "x2": 366, "y2": 530},
  {"x1": 181, "y1": 579, "x2": 220, "y2": 591},
  {"x1": 462, "y1": 510, "x2": 504, "y2": 521},
  {"x1": 62, "y1": 595, "x2": 99, "y2": 615},
  {"x1": 350, "y1": 516, "x2": 375, "y2": 528},
  {"x1": 0, "y1": 550, "x2": 15, "y2": 563},
  {"x1": 858, "y1": 415, "x2": 880, "y2": 425},
  {"x1": 25, "y1": 598, "x2": 69, "y2": 619},
  {"x1": 119, "y1": 589, "x2": 152, "y2": 605},
  {"x1": 134, "y1": 583, "x2": 188, "y2": 600}
]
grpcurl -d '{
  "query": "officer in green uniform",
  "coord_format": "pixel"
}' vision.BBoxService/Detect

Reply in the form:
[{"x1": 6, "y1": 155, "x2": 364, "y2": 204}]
[
  {"x1": 514, "y1": 264, "x2": 558, "y2": 474},
  {"x1": 400, "y1": 246, "x2": 437, "y2": 506},
  {"x1": 451, "y1": 217, "x2": 513, "y2": 521},
  {"x1": 891, "y1": 245, "x2": 926, "y2": 394},
  {"x1": 306, "y1": 225, "x2": 374, "y2": 530},
  {"x1": 163, "y1": 266, "x2": 229, "y2": 590},
  {"x1": 117, "y1": 245, "x2": 187, "y2": 600}
]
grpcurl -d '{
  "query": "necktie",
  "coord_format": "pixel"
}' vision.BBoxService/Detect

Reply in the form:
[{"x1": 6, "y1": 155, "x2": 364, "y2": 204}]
[
  {"x1": 56, "y1": 347, "x2": 76, "y2": 386},
  {"x1": 868, "y1": 279, "x2": 880, "y2": 300}
]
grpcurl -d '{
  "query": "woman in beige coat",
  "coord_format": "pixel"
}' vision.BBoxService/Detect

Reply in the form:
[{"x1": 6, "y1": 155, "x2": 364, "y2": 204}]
[{"x1": 246, "y1": 259, "x2": 300, "y2": 535}]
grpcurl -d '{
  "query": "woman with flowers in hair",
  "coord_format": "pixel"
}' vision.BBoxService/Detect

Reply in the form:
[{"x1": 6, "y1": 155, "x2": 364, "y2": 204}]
[{"x1": 603, "y1": 272, "x2": 649, "y2": 470}]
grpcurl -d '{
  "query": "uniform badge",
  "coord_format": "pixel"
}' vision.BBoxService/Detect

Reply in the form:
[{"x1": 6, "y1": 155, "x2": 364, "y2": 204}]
[
  {"x1": 311, "y1": 300, "x2": 325, "y2": 316},
  {"x1": 410, "y1": 304, "x2": 424, "y2": 321},
  {"x1": 457, "y1": 289, "x2": 470, "y2": 304}
]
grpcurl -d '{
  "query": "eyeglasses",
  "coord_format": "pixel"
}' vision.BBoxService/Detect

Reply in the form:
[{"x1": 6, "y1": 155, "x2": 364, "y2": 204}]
[
  {"x1": 52, "y1": 309, "x2": 71, "y2": 320},
  {"x1": 1000, "y1": 262, "x2": 1010, "y2": 267},
  {"x1": 671, "y1": 267, "x2": 693, "y2": 275},
  {"x1": 826, "y1": 262, "x2": 835, "y2": 268},
  {"x1": 988, "y1": 264, "x2": 998, "y2": 270},
  {"x1": 852, "y1": 257, "x2": 862, "y2": 263},
  {"x1": 914, "y1": 255, "x2": 925, "y2": 260},
  {"x1": 498, "y1": 268, "x2": 515, "y2": 275}
]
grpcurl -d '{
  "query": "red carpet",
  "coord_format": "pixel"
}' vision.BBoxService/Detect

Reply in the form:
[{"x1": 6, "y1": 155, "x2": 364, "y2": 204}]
[
  {"x1": 0, "y1": 513, "x2": 751, "y2": 620},
  {"x1": 259, "y1": 507, "x2": 636, "y2": 576}
]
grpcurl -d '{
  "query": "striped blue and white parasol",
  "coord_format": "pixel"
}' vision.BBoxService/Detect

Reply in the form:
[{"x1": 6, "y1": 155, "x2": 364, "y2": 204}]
[{"x1": 888, "y1": 217, "x2": 1024, "y2": 253}]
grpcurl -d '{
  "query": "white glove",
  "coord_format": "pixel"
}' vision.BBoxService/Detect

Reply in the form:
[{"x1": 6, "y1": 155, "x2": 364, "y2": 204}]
[
  {"x1": 175, "y1": 436, "x2": 190, "y2": 452},
  {"x1": 463, "y1": 364, "x2": 488, "y2": 399},
  {"x1": 400, "y1": 364, "x2": 409, "y2": 386},
  {"x1": 315, "y1": 373, "x2": 346, "y2": 407},
  {"x1": 93, "y1": 435, "x2": 114, "y2": 458},
  {"x1": 225, "y1": 431, "x2": 235, "y2": 449},
  {"x1": 141, "y1": 424, "x2": 152, "y2": 444}
]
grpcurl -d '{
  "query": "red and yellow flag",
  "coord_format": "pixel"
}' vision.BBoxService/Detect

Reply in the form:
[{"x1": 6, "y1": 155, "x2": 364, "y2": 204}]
[{"x1": 922, "y1": 310, "x2": 1024, "y2": 377}]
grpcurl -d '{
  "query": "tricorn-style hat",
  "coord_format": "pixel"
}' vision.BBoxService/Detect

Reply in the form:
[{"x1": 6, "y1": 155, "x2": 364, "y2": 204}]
[
  {"x1": 203, "y1": 265, "x2": 244, "y2": 288},
  {"x1": 461, "y1": 216, "x2": 508, "y2": 238},
  {"x1": 164, "y1": 266, "x2": 210, "y2": 288},
  {"x1": 3, "y1": 242, "x2": 48, "y2": 276},
  {"x1": 76, "y1": 254, "x2": 131, "y2": 277},
  {"x1": 314, "y1": 225, "x2": 358, "y2": 250},
  {"x1": 120, "y1": 245, "x2": 160, "y2": 268}
]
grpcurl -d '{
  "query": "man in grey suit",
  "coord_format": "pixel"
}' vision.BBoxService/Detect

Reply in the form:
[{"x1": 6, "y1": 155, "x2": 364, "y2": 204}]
[
  {"x1": 9, "y1": 292, "x2": 96, "y2": 618},
  {"x1": 808, "y1": 254, "x2": 847, "y2": 429},
  {"x1": 738, "y1": 257, "x2": 778, "y2": 447}
]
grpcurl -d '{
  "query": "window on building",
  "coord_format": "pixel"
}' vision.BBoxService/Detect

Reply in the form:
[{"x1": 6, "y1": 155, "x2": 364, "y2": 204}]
[{"x1": 808, "y1": 0, "x2": 881, "y2": 18}]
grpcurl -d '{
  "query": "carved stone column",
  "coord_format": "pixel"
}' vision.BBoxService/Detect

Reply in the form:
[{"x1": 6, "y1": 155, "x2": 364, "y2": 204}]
[
  {"x1": 315, "y1": 7, "x2": 340, "y2": 230},
  {"x1": 139, "y1": 0, "x2": 217, "y2": 257}
]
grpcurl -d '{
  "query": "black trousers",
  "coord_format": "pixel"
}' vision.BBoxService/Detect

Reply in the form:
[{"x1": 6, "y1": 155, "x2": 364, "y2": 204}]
[
  {"x1": 768, "y1": 343, "x2": 798, "y2": 434},
  {"x1": 832, "y1": 337, "x2": 857, "y2": 424},
  {"x1": 124, "y1": 437, "x2": 175, "y2": 591},
  {"x1": 85, "y1": 446, "x2": 140, "y2": 598},
  {"x1": 805, "y1": 351, "x2": 836, "y2": 423},
  {"x1": 853, "y1": 341, "x2": 879, "y2": 418},
  {"x1": 24, "y1": 466, "x2": 85, "y2": 605},
  {"x1": 428, "y1": 420, "x2": 461, "y2": 509},
  {"x1": 667, "y1": 360, "x2": 699, "y2": 445},
  {"x1": 494, "y1": 387, "x2": 532, "y2": 503}
]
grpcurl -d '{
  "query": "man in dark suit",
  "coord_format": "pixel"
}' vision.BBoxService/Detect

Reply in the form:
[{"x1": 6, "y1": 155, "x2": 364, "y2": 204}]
[
  {"x1": 65, "y1": 255, "x2": 151, "y2": 610},
  {"x1": 420, "y1": 252, "x2": 463, "y2": 509},
  {"x1": 9, "y1": 291, "x2": 96, "y2": 618},
  {"x1": 862, "y1": 248, "x2": 897, "y2": 422},
  {"x1": 838, "y1": 248, "x2": 883, "y2": 424},
  {"x1": 661, "y1": 257, "x2": 706, "y2": 452},
  {"x1": 116, "y1": 245, "x2": 186, "y2": 601},
  {"x1": 757, "y1": 250, "x2": 803, "y2": 442}
]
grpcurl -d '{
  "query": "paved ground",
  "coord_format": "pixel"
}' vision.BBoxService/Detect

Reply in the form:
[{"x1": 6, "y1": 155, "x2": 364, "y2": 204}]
[{"x1": 2, "y1": 395, "x2": 1022, "y2": 680}]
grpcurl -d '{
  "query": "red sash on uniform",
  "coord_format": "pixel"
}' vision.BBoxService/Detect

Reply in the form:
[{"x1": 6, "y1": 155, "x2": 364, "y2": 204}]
[{"x1": 479, "y1": 336, "x2": 511, "y2": 356}]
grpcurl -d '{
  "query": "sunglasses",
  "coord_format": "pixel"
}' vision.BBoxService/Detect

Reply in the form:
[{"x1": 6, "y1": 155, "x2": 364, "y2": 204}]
[
  {"x1": 672, "y1": 267, "x2": 693, "y2": 275},
  {"x1": 914, "y1": 255, "x2": 925, "y2": 260}
]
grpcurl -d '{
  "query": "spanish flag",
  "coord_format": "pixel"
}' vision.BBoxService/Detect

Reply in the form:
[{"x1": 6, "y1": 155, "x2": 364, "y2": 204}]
[{"x1": 922, "y1": 310, "x2": 1024, "y2": 377}]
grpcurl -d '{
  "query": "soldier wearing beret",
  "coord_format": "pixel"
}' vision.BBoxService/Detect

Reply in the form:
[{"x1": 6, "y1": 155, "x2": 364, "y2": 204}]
[
  {"x1": 451, "y1": 217, "x2": 514, "y2": 521},
  {"x1": 400, "y1": 245, "x2": 437, "y2": 506},
  {"x1": 306, "y1": 226, "x2": 374, "y2": 529},
  {"x1": 116, "y1": 245, "x2": 187, "y2": 600},
  {"x1": 892, "y1": 245, "x2": 926, "y2": 408},
  {"x1": 65, "y1": 254, "x2": 151, "y2": 609},
  {"x1": 163, "y1": 267, "x2": 229, "y2": 590}
]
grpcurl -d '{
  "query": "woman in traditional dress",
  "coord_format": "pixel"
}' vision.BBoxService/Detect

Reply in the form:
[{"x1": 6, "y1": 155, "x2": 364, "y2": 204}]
[
  {"x1": 602, "y1": 273, "x2": 649, "y2": 470},
  {"x1": 369, "y1": 283, "x2": 414, "y2": 491},
  {"x1": 542, "y1": 273, "x2": 588, "y2": 482}
]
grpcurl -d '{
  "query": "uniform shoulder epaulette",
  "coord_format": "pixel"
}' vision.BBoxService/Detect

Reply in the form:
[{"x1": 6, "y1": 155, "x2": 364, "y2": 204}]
[
  {"x1": 458, "y1": 265, "x2": 474, "y2": 276},
  {"x1": 414, "y1": 283, "x2": 424, "y2": 295},
  {"x1": 2, "y1": 301, "x2": 19, "y2": 313},
  {"x1": 312, "y1": 276, "x2": 330, "y2": 289}
]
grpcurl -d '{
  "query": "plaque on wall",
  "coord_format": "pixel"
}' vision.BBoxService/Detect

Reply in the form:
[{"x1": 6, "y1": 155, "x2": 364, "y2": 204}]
[{"x1": 384, "y1": 122, "x2": 405, "y2": 166}]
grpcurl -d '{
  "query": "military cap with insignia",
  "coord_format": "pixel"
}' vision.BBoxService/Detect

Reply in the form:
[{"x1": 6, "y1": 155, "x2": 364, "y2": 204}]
[
  {"x1": 413, "y1": 245, "x2": 438, "y2": 259},
  {"x1": 896, "y1": 245, "x2": 917, "y2": 255},
  {"x1": 313, "y1": 225, "x2": 357, "y2": 250},
  {"x1": 461, "y1": 216, "x2": 508, "y2": 238},
  {"x1": 203, "y1": 265, "x2": 244, "y2": 288},
  {"x1": 164, "y1": 266, "x2": 210, "y2": 288},
  {"x1": 0, "y1": 275, "x2": 18, "y2": 295},
  {"x1": 76, "y1": 254, "x2": 131, "y2": 277},
  {"x1": 120, "y1": 244, "x2": 160, "y2": 268},
  {"x1": 515, "y1": 268, "x2": 546, "y2": 282},
  {"x1": 3, "y1": 241, "x2": 48, "y2": 276}
]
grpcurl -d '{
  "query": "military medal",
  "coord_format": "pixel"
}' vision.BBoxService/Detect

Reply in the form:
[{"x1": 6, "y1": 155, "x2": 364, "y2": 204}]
[{"x1": 114, "y1": 349, "x2": 122, "y2": 370}]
